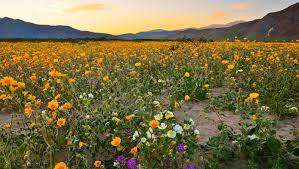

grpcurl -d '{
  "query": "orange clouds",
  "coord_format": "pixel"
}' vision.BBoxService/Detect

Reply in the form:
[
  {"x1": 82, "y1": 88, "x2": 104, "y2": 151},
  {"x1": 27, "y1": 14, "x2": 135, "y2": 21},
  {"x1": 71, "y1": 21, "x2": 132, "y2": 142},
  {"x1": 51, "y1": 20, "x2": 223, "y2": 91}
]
[
  {"x1": 230, "y1": 3, "x2": 251, "y2": 11},
  {"x1": 206, "y1": 11, "x2": 226, "y2": 22},
  {"x1": 64, "y1": 3, "x2": 106, "y2": 13}
]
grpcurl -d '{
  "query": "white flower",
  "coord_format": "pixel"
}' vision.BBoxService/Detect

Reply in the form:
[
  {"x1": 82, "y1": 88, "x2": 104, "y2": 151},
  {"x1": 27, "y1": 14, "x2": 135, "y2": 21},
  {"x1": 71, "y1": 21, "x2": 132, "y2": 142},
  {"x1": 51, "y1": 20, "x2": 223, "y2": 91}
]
[
  {"x1": 174, "y1": 124, "x2": 183, "y2": 134},
  {"x1": 146, "y1": 128, "x2": 155, "y2": 139},
  {"x1": 158, "y1": 123, "x2": 167, "y2": 130},
  {"x1": 79, "y1": 95, "x2": 83, "y2": 99},
  {"x1": 112, "y1": 117, "x2": 120, "y2": 123},
  {"x1": 154, "y1": 113, "x2": 163, "y2": 121},
  {"x1": 153, "y1": 101, "x2": 160, "y2": 107},
  {"x1": 189, "y1": 118, "x2": 194, "y2": 125},
  {"x1": 88, "y1": 93, "x2": 94, "y2": 99},
  {"x1": 194, "y1": 129, "x2": 200, "y2": 135},
  {"x1": 260, "y1": 106, "x2": 270, "y2": 112},
  {"x1": 183, "y1": 124, "x2": 191, "y2": 130},
  {"x1": 167, "y1": 130, "x2": 176, "y2": 138},
  {"x1": 133, "y1": 131, "x2": 139, "y2": 140},
  {"x1": 158, "y1": 79, "x2": 165, "y2": 83},
  {"x1": 290, "y1": 107, "x2": 298, "y2": 112},
  {"x1": 237, "y1": 69, "x2": 243, "y2": 73},
  {"x1": 141, "y1": 137, "x2": 147, "y2": 143},
  {"x1": 85, "y1": 115, "x2": 91, "y2": 119},
  {"x1": 248, "y1": 134, "x2": 258, "y2": 140},
  {"x1": 113, "y1": 161, "x2": 120, "y2": 167}
]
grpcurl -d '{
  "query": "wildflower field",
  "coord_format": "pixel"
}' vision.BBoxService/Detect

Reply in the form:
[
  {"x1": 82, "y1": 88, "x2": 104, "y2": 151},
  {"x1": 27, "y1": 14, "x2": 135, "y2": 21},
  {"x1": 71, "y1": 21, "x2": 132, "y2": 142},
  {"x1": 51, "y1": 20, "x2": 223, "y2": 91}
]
[{"x1": 0, "y1": 41, "x2": 298, "y2": 169}]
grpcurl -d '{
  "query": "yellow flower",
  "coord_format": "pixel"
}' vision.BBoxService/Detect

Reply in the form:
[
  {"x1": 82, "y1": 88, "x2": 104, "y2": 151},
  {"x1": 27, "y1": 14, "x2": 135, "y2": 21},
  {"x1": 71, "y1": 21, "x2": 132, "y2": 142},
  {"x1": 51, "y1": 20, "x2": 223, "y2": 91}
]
[
  {"x1": 54, "y1": 162, "x2": 68, "y2": 169},
  {"x1": 184, "y1": 95, "x2": 190, "y2": 101},
  {"x1": 249, "y1": 93, "x2": 259, "y2": 99},
  {"x1": 184, "y1": 72, "x2": 190, "y2": 78},
  {"x1": 251, "y1": 114, "x2": 257, "y2": 121},
  {"x1": 0, "y1": 94, "x2": 8, "y2": 100},
  {"x1": 79, "y1": 141, "x2": 84, "y2": 148},
  {"x1": 227, "y1": 64, "x2": 235, "y2": 70},
  {"x1": 203, "y1": 84, "x2": 209, "y2": 88},
  {"x1": 4, "y1": 123, "x2": 11, "y2": 129},
  {"x1": 111, "y1": 137, "x2": 121, "y2": 147},
  {"x1": 175, "y1": 101, "x2": 180, "y2": 109},
  {"x1": 47, "y1": 100, "x2": 59, "y2": 111},
  {"x1": 94, "y1": 160, "x2": 102, "y2": 168},
  {"x1": 135, "y1": 62, "x2": 142, "y2": 67},
  {"x1": 149, "y1": 120, "x2": 160, "y2": 129},
  {"x1": 57, "y1": 118, "x2": 66, "y2": 127},
  {"x1": 68, "y1": 78, "x2": 76, "y2": 83}
]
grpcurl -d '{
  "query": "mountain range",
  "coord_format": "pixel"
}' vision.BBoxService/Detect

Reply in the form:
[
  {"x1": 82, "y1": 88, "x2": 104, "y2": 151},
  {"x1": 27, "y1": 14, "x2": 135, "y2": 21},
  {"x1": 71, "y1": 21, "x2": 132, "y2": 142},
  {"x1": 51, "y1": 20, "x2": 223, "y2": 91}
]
[{"x1": 0, "y1": 3, "x2": 298, "y2": 41}]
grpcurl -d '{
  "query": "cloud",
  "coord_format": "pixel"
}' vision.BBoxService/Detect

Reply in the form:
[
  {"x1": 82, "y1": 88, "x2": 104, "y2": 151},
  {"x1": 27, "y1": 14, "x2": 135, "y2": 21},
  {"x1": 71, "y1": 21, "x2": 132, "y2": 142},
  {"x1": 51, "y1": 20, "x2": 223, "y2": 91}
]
[
  {"x1": 230, "y1": 2, "x2": 251, "y2": 11},
  {"x1": 206, "y1": 11, "x2": 226, "y2": 22},
  {"x1": 64, "y1": 3, "x2": 106, "y2": 13}
]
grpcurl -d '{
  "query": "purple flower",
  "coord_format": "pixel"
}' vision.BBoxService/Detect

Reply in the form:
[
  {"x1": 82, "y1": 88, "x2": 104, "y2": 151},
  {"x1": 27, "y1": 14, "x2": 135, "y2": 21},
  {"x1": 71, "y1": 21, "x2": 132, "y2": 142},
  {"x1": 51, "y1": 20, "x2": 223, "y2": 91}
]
[
  {"x1": 125, "y1": 128, "x2": 132, "y2": 134},
  {"x1": 127, "y1": 159, "x2": 137, "y2": 169},
  {"x1": 186, "y1": 164, "x2": 196, "y2": 169},
  {"x1": 290, "y1": 117, "x2": 297, "y2": 127},
  {"x1": 177, "y1": 143, "x2": 185, "y2": 152},
  {"x1": 117, "y1": 155, "x2": 126, "y2": 163}
]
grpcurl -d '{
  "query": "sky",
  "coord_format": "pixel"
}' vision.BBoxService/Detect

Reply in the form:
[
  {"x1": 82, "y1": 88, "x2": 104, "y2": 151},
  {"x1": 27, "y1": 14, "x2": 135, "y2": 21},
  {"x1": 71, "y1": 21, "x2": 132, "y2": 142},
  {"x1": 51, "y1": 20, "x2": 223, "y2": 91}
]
[{"x1": 0, "y1": 0, "x2": 298, "y2": 35}]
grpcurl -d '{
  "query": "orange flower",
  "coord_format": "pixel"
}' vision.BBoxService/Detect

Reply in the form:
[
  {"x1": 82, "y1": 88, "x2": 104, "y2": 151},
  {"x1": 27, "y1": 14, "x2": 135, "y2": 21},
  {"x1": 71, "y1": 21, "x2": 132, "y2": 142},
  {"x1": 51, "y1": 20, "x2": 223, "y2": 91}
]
[
  {"x1": 28, "y1": 95, "x2": 36, "y2": 101},
  {"x1": 57, "y1": 118, "x2": 66, "y2": 127},
  {"x1": 17, "y1": 82, "x2": 25, "y2": 88},
  {"x1": 24, "y1": 104, "x2": 33, "y2": 118},
  {"x1": 68, "y1": 78, "x2": 76, "y2": 83},
  {"x1": 47, "y1": 100, "x2": 59, "y2": 110},
  {"x1": 62, "y1": 102, "x2": 72, "y2": 111},
  {"x1": 125, "y1": 114, "x2": 134, "y2": 121},
  {"x1": 96, "y1": 58, "x2": 104, "y2": 64},
  {"x1": 30, "y1": 75, "x2": 37, "y2": 81},
  {"x1": 131, "y1": 146, "x2": 137, "y2": 155},
  {"x1": 4, "y1": 123, "x2": 11, "y2": 129},
  {"x1": 221, "y1": 60, "x2": 229, "y2": 64},
  {"x1": 94, "y1": 160, "x2": 102, "y2": 168},
  {"x1": 67, "y1": 140, "x2": 72, "y2": 145},
  {"x1": 103, "y1": 75, "x2": 109, "y2": 81},
  {"x1": 111, "y1": 137, "x2": 121, "y2": 147},
  {"x1": 54, "y1": 162, "x2": 68, "y2": 169},
  {"x1": 149, "y1": 120, "x2": 160, "y2": 129},
  {"x1": 0, "y1": 76, "x2": 16, "y2": 86}
]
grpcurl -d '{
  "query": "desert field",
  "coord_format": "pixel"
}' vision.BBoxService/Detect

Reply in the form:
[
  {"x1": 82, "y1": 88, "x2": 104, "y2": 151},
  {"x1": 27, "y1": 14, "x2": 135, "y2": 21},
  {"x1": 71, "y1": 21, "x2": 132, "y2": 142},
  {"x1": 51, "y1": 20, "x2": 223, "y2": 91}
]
[{"x1": 0, "y1": 41, "x2": 298, "y2": 169}]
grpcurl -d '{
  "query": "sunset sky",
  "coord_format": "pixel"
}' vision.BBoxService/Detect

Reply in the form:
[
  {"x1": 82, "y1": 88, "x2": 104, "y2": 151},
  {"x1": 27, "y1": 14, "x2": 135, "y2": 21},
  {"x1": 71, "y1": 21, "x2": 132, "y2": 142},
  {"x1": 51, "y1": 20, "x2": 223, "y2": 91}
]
[{"x1": 0, "y1": 0, "x2": 297, "y2": 34}]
